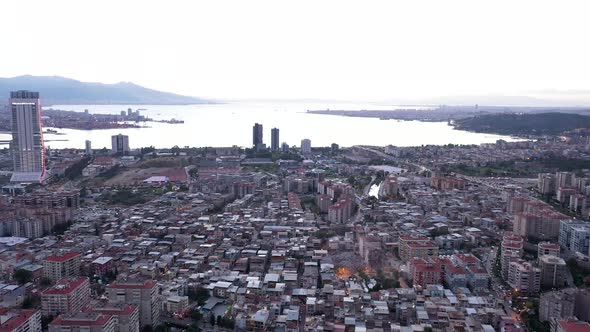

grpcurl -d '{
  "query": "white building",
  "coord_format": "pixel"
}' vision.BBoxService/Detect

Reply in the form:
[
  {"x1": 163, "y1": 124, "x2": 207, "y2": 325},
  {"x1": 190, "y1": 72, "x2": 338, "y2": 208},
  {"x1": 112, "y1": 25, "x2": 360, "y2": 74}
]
[{"x1": 301, "y1": 139, "x2": 311, "y2": 154}]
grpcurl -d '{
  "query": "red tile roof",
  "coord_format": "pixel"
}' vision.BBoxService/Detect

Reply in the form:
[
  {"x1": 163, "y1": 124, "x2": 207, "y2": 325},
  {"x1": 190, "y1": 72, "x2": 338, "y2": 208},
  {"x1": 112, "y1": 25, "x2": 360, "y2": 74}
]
[
  {"x1": 42, "y1": 278, "x2": 88, "y2": 295},
  {"x1": 558, "y1": 321, "x2": 590, "y2": 332},
  {"x1": 50, "y1": 313, "x2": 112, "y2": 327},
  {"x1": 45, "y1": 252, "x2": 81, "y2": 262},
  {"x1": 0, "y1": 310, "x2": 38, "y2": 332},
  {"x1": 107, "y1": 280, "x2": 157, "y2": 289}
]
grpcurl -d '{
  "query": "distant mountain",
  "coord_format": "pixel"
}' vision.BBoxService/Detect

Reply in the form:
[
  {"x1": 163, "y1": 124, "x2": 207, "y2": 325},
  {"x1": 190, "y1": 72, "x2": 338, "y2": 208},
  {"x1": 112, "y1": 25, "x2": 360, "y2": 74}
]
[
  {"x1": 453, "y1": 112, "x2": 590, "y2": 135},
  {"x1": 0, "y1": 75, "x2": 208, "y2": 105}
]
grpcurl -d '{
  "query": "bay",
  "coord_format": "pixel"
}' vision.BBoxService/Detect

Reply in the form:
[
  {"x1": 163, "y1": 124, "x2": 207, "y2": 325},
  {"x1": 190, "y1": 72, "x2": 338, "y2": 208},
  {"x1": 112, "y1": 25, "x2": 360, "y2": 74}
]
[{"x1": 0, "y1": 101, "x2": 520, "y2": 149}]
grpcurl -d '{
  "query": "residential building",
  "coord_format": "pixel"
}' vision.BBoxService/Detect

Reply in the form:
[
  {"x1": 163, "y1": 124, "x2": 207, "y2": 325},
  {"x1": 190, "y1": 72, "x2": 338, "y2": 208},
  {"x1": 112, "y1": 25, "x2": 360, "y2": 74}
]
[
  {"x1": 507, "y1": 261, "x2": 541, "y2": 294},
  {"x1": 538, "y1": 242, "x2": 560, "y2": 259},
  {"x1": 252, "y1": 123, "x2": 264, "y2": 151},
  {"x1": 559, "y1": 220, "x2": 590, "y2": 255},
  {"x1": 399, "y1": 236, "x2": 438, "y2": 262},
  {"x1": 43, "y1": 252, "x2": 81, "y2": 281},
  {"x1": 106, "y1": 280, "x2": 160, "y2": 328},
  {"x1": 48, "y1": 313, "x2": 116, "y2": 332},
  {"x1": 0, "y1": 309, "x2": 42, "y2": 332},
  {"x1": 501, "y1": 232, "x2": 523, "y2": 280},
  {"x1": 539, "y1": 289, "x2": 576, "y2": 322},
  {"x1": 408, "y1": 259, "x2": 443, "y2": 288},
  {"x1": 111, "y1": 134, "x2": 130, "y2": 154},
  {"x1": 281, "y1": 142, "x2": 289, "y2": 153},
  {"x1": 271, "y1": 128, "x2": 279, "y2": 151},
  {"x1": 165, "y1": 296, "x2": 189, "y2": 314},
  {"x1": 85, "y1": 140, "x2": 92, "y2": 155},
  {"x1": 82, "y1": 303, "x2": 139, "y2": 332},
  {"x1": 551, "y1": 320, "x2": 590, "y2": 332},
  {"x1": 301, "y1": 139, "x2": 311, "y2": 154},
  {"x1": 539, "y1": 255, "x2": 567, "y2": 288},
  {"x1": 9, "y1": 91, "x2": 45, "y2": 182},
  {"x1": 41, "y1": 278, "x2": 91, "y2": 317}
]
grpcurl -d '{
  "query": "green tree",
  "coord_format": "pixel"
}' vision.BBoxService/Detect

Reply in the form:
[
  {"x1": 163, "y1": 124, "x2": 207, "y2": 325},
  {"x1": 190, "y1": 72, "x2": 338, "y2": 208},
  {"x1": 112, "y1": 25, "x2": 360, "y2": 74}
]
[
  {"x1": 209, "y1": 314, "x2": 215, "y2": 326},
  {"x1": 14, "y1": 269, "x2": 33, "y2": 285}
]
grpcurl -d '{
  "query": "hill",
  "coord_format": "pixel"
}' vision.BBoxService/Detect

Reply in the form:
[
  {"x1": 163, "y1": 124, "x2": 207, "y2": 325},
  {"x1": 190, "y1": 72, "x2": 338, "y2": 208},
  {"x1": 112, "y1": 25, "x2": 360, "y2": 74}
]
[
  {"x1": 453, "y1": 112, "x2": 590, "y2": 135},
  {"x1": 0, "y1": 75, "x2": 208, "y2": 105}
]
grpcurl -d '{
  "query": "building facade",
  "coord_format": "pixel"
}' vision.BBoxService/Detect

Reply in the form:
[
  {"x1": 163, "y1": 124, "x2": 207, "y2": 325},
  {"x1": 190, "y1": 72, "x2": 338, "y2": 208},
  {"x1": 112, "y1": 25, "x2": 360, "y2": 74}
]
[
  {"x1": 9, "y1": 91, "x2": 45, "y2": 178},
  {"x1": 41, "y1": 278, "x2": 91, "y2": 317},
  {"x1": 271, "y1": 128, "x2": 279, "y2": 151},
  {"x1": 106, "y1": 280, "x2": 160, "y2": 329},
  {"x1": 111, "y1": 134, "x2": 130, "y2": 154},
  {"x1": 43, "y1": 252, "x2": 82, "y2": 282}
]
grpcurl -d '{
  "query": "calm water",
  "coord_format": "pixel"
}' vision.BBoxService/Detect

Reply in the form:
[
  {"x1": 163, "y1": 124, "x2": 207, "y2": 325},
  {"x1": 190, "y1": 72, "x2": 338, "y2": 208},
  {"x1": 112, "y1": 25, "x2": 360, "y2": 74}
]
[{"x1": 0, "y1": 101, "x2": 519, "y2": 149}]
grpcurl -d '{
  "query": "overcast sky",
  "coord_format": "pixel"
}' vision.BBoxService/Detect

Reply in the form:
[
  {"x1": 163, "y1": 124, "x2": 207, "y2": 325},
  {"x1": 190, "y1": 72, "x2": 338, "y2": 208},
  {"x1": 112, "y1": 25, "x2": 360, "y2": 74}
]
[{"x1": 2, "y1": 0, "x2": 590, "y2": 101}]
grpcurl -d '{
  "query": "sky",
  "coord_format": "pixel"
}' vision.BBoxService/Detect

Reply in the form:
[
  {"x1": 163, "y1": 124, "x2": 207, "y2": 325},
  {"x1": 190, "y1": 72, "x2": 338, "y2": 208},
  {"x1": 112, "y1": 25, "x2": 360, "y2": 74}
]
[{"x1": 2, "y1": 0, "x2": 590, "y2": 102}]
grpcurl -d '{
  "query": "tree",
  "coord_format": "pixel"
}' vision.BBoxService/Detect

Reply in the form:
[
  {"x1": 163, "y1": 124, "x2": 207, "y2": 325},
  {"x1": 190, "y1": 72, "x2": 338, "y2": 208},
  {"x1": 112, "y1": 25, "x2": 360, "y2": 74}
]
[
  {"x1": 209, "y1": 314, "x2": 215, "y2": 326},
  {"x1": 188, "y1": 287, "x2": 210, "y2": 306},
  {"x1": 217, "y1": 316, "x2": 222, "y2": 326},
  {"x1": 14, "y1": 269, "x2": 33, "y2": 285},
  {"x1": 41, "y1": 277, "x2": 53, "y2": 287},
  {"x1": 190, "y1": 309, "x2": 203, "y2": 322}
]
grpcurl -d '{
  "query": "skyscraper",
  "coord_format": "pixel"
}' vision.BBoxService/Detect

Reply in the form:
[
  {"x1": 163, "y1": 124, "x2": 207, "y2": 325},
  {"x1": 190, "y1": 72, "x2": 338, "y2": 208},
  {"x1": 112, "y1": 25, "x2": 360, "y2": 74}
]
[
  {"x1": 252, "y1": 123, "x2": 264, "y2": 151},
  {"x1": 85, "y1": 140, "x2": 93, "y2": 155},
  {"x1": 111, "y1": 134, "x2": 130, "y2": 154},
  {"x1": 301, "y1": 138, "x2": 311, "y2": 154},
  {"x1": 10, "y1": 91, "x2": 45, "y2": 181},
  {"x1": 271, "y1": 128, "x2": 280, "y2": 151}
]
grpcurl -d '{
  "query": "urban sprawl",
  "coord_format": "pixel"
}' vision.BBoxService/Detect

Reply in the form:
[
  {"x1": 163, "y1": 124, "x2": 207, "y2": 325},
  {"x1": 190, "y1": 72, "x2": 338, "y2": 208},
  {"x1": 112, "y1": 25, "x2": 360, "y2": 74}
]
[{"x1": 1, "y1": 91, "x2": 590, "y2": 332}]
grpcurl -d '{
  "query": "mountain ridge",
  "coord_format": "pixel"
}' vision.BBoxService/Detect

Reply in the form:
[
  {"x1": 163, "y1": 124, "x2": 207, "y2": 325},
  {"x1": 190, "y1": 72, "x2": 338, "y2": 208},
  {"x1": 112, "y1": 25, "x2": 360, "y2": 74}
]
[{"x1": 0, "y1": 75, "x2": 209, "y2": 105}]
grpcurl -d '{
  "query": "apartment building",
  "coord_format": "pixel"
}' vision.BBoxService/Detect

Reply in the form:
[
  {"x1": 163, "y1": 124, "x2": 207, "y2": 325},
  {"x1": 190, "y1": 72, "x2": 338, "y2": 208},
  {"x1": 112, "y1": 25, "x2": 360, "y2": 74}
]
[
  {"x1": 106, "y1": 280, "x2": 160, "y2": 329},
  {"x1": 43, "y1": 252, "x2": 81, "y2": 282},
  {"x1": 41, "y1": 278, "x2": 90, "y2": 317}
]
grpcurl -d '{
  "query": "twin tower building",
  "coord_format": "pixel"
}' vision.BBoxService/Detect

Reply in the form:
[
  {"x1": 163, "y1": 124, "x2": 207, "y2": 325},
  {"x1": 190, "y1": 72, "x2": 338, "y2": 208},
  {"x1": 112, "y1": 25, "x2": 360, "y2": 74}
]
[{"x1": 253, "y1": 123, "x2": 311, "y2": 154}]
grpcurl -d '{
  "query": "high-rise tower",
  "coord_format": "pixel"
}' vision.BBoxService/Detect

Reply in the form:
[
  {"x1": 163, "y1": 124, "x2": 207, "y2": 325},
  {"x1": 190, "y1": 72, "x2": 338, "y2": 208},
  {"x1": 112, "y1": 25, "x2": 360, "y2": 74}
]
[
  {"x1": 253, "y1": 123, "x2": 264, "y2": 151},
  {"x1": 271, "y1": 128, "x2": 279, "y2": 151},
  {"x1": 10, "y1": 91, "x2": 45, "y2": 180}
]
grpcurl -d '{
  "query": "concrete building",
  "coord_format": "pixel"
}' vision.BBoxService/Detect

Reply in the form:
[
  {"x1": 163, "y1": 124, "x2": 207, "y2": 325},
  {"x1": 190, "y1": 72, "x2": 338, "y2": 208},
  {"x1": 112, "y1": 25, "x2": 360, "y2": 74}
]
[
  {"x1": 271, "y1": 128, "x2": 279, "y2": 151},
  {"x1": 538, "y1": 242, "x2": 560, "y2": 258},
  {"x1": 559, "y1": 220, "x2": 590, "y2": 255},
  {"x1": 111, "y1": 134, "x2": 130, "y2": 154},
  {"x1": 13, "y1": 219, "x2": 43, "y2": 239},
  {"x1": 85, "y1": 140, "x2": 92, "y2": 155},
  {"x1": 555, "y1": 172, "x2": 573, "y2": 192},
  {"x1": 82, "y1": 303, "x2": 139, "y2": 332},
  {"x1": 538, "y1": 173, "x2": 555, "y2": 195},
  {"x1": 507, "y1": 261, "x2": 541, "y2": 294},
  {"x1": 539, "y1": 255, "x2": 567, "y2": 288},
  {"x1": 43, "y1": 252, "x2": 81, "y2": 282},
  {"x1": 252, "y1": 123, "x2": 264, "y2": 151},
  {"x1": 539, "y1": 289, "x2": 576, "y2": 322},
  {"x1": 281, "y1": 142, "x2": 289, "y2": 153},
  {"x1": 41, "y1": 278, "x2": 91, "y2": 317},
  {"x1": 9, "y1": 91, "x2": 45, "y2": 182},
  {"x1": 301, "y1": 139, "x2": 311, "y2": 154},
  {"x1": 106, "y1": 280, "x2": 160, "y2": 329},
  {"x1": 48, "y1": 313, "x2": 116, "y2": 332},
  {"x1": 551, "y1": 320, "x2": 590, "y2": 332},
  {"x1": 165, "y1": 296, "x2": 189, "y2": 314},
  {"x1": 399, "y1": 236, "x2": 438, "y2": 262},
  {"x1": 408, "y1": 258, "x2": 443, "y2": 288},
  {"x1": 0, "y1": 309, "x2": 42, "y2": 332},
  {"x1": 500, "y1": 232, "x2": 523, "y2": 280}
]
